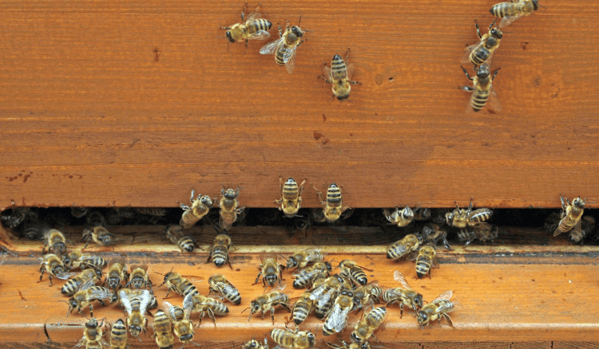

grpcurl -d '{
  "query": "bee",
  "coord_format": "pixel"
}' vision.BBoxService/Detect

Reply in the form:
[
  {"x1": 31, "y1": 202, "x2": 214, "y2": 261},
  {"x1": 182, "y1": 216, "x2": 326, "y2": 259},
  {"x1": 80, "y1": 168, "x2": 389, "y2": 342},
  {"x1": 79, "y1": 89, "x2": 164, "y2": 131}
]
[
  {"x1": 71, "y1": 206, "x2": 89, "y2": 219},
  {"x1": 66, "y1": 279, "x2": 116, "y2": 317},
  {"x1": 109, "y1": 319, "x2": 128, "y2": 349},
  {"x1": 75, "y1": 318, "x2": 109, "y2": 349},
  {"x1": 572, "y1": 216, "x2": 595, "y2": 244},
  {"x1": 243, "y1": 337, "x2": 269, "y2": 349},
  {"x1": 387, "y1": 234, "x2": 423, "y2": 261},
  {"x1": 23, "y1": 217, "x2": 43, "y2": 240},
  {"x1": 42, "y1": 229, "x2": 69, "y2": 256},
  {"x1": 62, "y1": 268, "x2": 103, "y2": 296},
  {"x1": 158, "y1": 270, "x2": 201, "y2": 299},
  {"x1": 292, "y1": 261, "x2": 331, "y2": 289},
  {"x1": 352, "y1": 283, "x2": 383, "y2": 312},
  {"x1": 179, "y1": 189, "x2": 215, "y2": 229},
  {"x1": 383, "y1": 270, "x2": 423, "y2": 317},
  {"x1": 104, "y1": 262, "x2": 129, "y2": 291},
  {"x1": 243, "y1": 286, "x2": 291, "y2": 324},
  {"x1": 490, "y1": 0, "x2": 540, "y2": 28},
  {"x1": 320, "y1": 48, "x2": 361, "y2": 101},
  {"x1": 126, "y1": 265, "x2": 153, "y2": 290},
  {"x1": 208, "y1": 274, "x2": 241, "y2": 305},
  {"x1": 327, "y1": 340, "x2": 370, "y2": 349},
  {"x1": 445, "y1": 198, "x2": 493, "y2": 228},
  {"x1": 82, "y1": 227, "x2": 115, "y2": 249},
  {"x1": 254, "y1": 255, "x2": 285, "y2": 289},
  {"x1": 38, "y1": 253, "x2": 74, "y2": 285},
  {"x1": 119, "y1": 289, "x2": 153, "y2": 337},
  {"x1": 310, "y1": 275, "x2": 352, "y2": 319},
  {"x1": 183, "y1": 292, "x2": 229, "y2": 326},
  {"x1": 457, "y1": 222, "x2": 499, "y2": 246},
  {"x1": 221, "y1": 2, "x2": 272, "y2": 47},
  {"x1": 412, "y1": 245, "x2": 438, "y2": 278},
  {"x1": 136, "y1": 207, "x2": 167, "y2": 216},
  {"x1": 284, "y1": 248, "x2": 324, "y2": 270},
  {"x1": 1, "y1": 207, "x2": 29, "y2": 229},
  {"x1": 382, "y1": 206, "x2": 414, "y2": 227},
  {"x1": 461, "y1": 20, "x2": 503, "y2": 68},
  {"x1": 260, "y1": 17, "x2": 308, "y2": 74},
  {"x1": 63, "y1": 251, "x2": 107, "y2": 271},
  {"x1": 323, "y1": 289, "x2": 355, "y2": 336},
  {"x1": 207, "y1": 233, "x2": 235, "y2": 268},
  {"x1": 338, "y1": 260, "x2": 369, "y2": 286},
  {"x1": 289, "y1": 290, "x2": 314, "y2": 326},
  {"x1": 165, "y1": 224, "x2": 197, "y2": 253},
  {"x1": 152, "y1": 309, "x2": 175, "y2": 349},
  {"x1": 164, "y1": 301, "x2": 197, "y2": 346},
  {"x1": 275, "y1": 177, "x2": 306, "y2": 218},
  {"x1": 416, "y1": 290, "x2": 455, "y2": 328},
  {"x1": 118, "y1": 288, "x2": 159, "y2": 310},
  {"x1": 554, "y1": 196, "x2": 587, "y2": 237},
  {"x1": 460, "y1": 63, "x2": 501, "y2": 113},
  {"x1": 413, "y1": 207, "x2": 432, "y2": 221},
  {"x1": 350, "y1": 306, "x2": 386, "y2": 344},
  {"x1": 219, "y1": 186, "x2": 245, "y2": 230},
  {"x1": 421, "y1": 224, "x2": 452, "y2": 250},
  {"x1": 270, "y1": 327, "x2": 316, "y2": 349},
  {"x1": 312, "y1": 183, "x2": 351, "y2": 223}
]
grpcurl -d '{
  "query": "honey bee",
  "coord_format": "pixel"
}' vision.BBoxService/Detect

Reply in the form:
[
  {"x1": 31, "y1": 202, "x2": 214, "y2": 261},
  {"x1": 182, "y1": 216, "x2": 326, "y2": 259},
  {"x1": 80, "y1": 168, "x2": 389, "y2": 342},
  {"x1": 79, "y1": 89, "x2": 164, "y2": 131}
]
[
  {"x1": 338, "y1": 260, "x2": 369, "y2": 286},
  {"x1": 221, "y1": 2, "x2": 272, "y2": 47},
  {"x1": 179, "y1": 189, "x2": 215, "y2": 229},
  {"x1": 63, "y1": 251, "x2": 107, "y2": 271},
  {"x1": 490, "y1": 0, "x2": 540, "y2": 28},
  {"x1": 386, "y1": 234, "x2": 423, "y2": 261},
  {"x1": 75, "y1": 318, "x2": 109, "y2": 349},
  {"x1": 292, "y1": 261, "x2": 331, "y2": 289},
  {"x1": 165, "y1": 224, "x2": 197, "y2": 253},
  {"x1": 127, "y1": 265, "x2": 153, "y2": 290},
  {"x1": 164, "y1": 301, "x2": 197, "y2": 346},
  {"x1": 411, "y1": 245, "x2": 438, "y2": 279},
  {"x1": 350, "y1": 306, "x2": 386, "y2": 344},
  {"x1": 38, "y1": 253, "x2": 74, "y2": 285},
  {"x1": 42, "y1": 229, "x2": 69, "y2": 256},
  {"x1": 421, "y1": 224, "x2": 452, "y2": 250},
  {"x1": 108, "y1": 319, "x2": 128, "y2": 349},
  {"x1": 413, "y1": 207, "x2": 432, "y2": 221},
  {"x1": 219, "y1": 186, "x2": 245, "y2": 230},
  {"x1": 457, "y1": 222, "x2": 499, "y2": 246},
  {"x1": 416, "y1": 290, "x2": 455, "y2": 328},
  {"x1": 320, "y1": 48, "x2": 361, "y2": 101},
  {"x1": 136, "y1": 207, "x2": 167, "y2": 217},
  {"x1": 71, "y1": 206, "x2": 89, "y2": 219},
  {"x1": 207, "y1": 233, "x2": 235, "y2": 268},
  {"x1": 152, "y1": 309, "x2": 175, "y2": 349},
  {"x1": 22, "y1": 216, "x2": 43, "y2": 240},
  {"x1": 323, "y1": 289, "x2": 355, "y2": 336},
  {"x1": 208, "y1": 274, "x2": 241, "y2": 305},
  {"x1": 312, "y1": 183, "x2": 351, "y2": 223},
  {"x1": 183, "y1": 292, "x2": 230, "y2": 326},
  {"x1": 352, "y1": 283, "x2": 382, "y2": 312},
  {"x1": 327, "y1": 339, "x2": 370, "y2": 349},
  {"x1": 383, "y1": 270, "x2": 423, "y2": 318},
  {"x1": 118, "y1": 288, "x2": 159, "y2": 310},
  {"x1": 460, "y1": 63, "x2": 501, "y2": 113},
  {"x1": 310, "y1": 275, "x2": 352, "y2": 319},
  {"x1": 572, "y1": 216, "x2": 595, "y2": 244},
  {"x1": 244, "y1": 286, "x2": 291, "y2": 324},
  {"x1": 82, "y1": 227, "x2": 115, "y2": 249},
  {"x1": 554, "y1": 196, "x2": 587, "y2": 237},
  {"x1": 445, "y1": 198, "x2": 493, "y2": 228},
  {"x1": 383, "y1": 206, "x2": 414, "y2": 227},
  {"x1": 275, "y1": 177, "x2": 306, "y2": 218},
  {"x1": 461, "y1": 20, "x2": 503, "y2": 68},
  {"x1": 66, "y1": 279, "x2": 116, "y2": 317},
  {"x1": 284, "y1": 248, "x2": 324, "y2": 270},
  {"x1": 1, "y1": 206, "x2": 29, "y2": 229},
  {"x1": 158, "y1": 270, "x2": 201, "y2": 299},
  {"x1": 243, "y1": 337, "x2": 269, "y2": 349},
  {"x1": 260, "y1": 17, "x2": 308, "y2": 74},
  {"x1": 289, "y1": 290, "x2": 314, "y2": 326},
  {"x1": 270, "y1": 326, "x2": 316, "y2": 349},
  {"x1": 119, "y1": 289, "x2": 153, "y2": 337},
  {"x1": 104, "y1": 262, "x2": 129, "y2": 291},
  {"x1": 62, "y1": 268, "x2": 103, "y2": 296},
  {"x1": 255, "y1": 255, "x2": 285, "y2": 289}
]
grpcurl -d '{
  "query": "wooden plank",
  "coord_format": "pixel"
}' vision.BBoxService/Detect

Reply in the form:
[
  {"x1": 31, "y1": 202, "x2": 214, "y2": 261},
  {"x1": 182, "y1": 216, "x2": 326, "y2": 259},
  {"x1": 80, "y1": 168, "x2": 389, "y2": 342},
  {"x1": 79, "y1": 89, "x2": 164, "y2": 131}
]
[
  {"x1": 1, "y1": 252, "x2": 599, "y2": 344},
  {"x1": 1, "y1": 0, "x2": 599, "y2": 209}
]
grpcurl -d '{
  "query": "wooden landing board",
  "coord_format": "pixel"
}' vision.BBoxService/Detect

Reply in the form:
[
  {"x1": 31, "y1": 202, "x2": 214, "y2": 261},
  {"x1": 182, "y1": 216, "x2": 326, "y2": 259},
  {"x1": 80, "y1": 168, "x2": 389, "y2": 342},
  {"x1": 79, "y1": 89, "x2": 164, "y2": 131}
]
[
  {"x1": 1, "y1": 1, "x2": 599, "y2": 209},
  {"x1": 0, "y1": 252, "x2": 598, "y2": 344}
]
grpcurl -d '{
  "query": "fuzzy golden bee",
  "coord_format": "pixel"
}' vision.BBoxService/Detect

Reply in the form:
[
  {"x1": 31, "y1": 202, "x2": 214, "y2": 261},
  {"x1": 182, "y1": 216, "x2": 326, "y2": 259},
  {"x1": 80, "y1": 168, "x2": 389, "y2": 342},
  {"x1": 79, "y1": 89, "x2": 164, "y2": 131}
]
[
  {"x1": 490, "y1": 0, "x2": 540, "y2": 28},
  {"x1": 284, "y1": 248, "x2": 324, "y2": 270},
  {"x1": 109, "y1": 319, "x2": 128, "y2": 349},
  {"x1": 387, "y1": 234, "x2": 423, "y2": 261},
  {"x1": 179, "y1": 189, "x2": 215, "y2": 229},
  {"x1": 63, "y1": 251, "x2": 107, "y2": 271},
  {"x1": 255, "y1": 254, "x2": 285, "y2": 289},
  {"x1": 350, "y1": 306, "x2": 386, "y2": 344},
  {"x1": 413, "y1": 207, "x2": 432, "y2": 221},
  {"x1": 292, "y1": 261, "x2": 331, "y2": 289},
  {"x1": 270, "y1": 327, "x2": 316, "y2": 349},
  {"x1": 66, "y1": 279, "x2": 116, "y2": 317},
  {"x1": 244, "y1": 337, "x2": 269, "y2": 349},
  {"x1": 42, "y1": 229, "x2": 69, "y2": 256},
  {"x1": 166, "y1": 224, "x2": 197, "y2": 253},
  {"x1": 221, "y1": 2, "x2": 272, "y2": 46},
  {"x1": 207, "y1": 234, "x2": 235, "y2": 268},
  {"x1": 117, "y1": 288, "x2": 159, "y2": 310},
  {"x1": 119, "y1": 289, "x2": 153, "y2": 337},
  {"x1": 421, "y1": 224, "x2": 452, "y2": 250},
  {"x1": 321, "y1": 48, "x2": 361, "y2": 101},
  {"x1": 127, "y1": 265, "x2": 153, "y2": 290},
  {"x1": 323, "y1": 288, "x2": 355, "y2": 336},
  {"x1": 260, "y1": 18, "x2": 308, "y2": 74},
  {"x1": 164, "y1": 301, "x2": 198, "y2": 346},
  {"x1": 275, "y1": 177, "x2": 306, "y2": 218},
  {"x1": 383, "y1": 206, "x2": 414, "y2": 227},
  {"x1": 82, "y1": 227, "x2": 115, "y2": 249},
  {"x1": 417, "y1": 290, "x2": 455, "y2": 328},
  {"x1": 75, "y1": 318, "x2": 109, "y2": 349},
  {"x1": 312, "y1": 183, "x2": 351, "y2": 223},
  {"x1": 158, "y1": 270, "x2": 201, "y2": 299},
  {"x1": 338, "y1": 260, "x2": 369, "y2": 286},
  {"x1": 353, "y1": 283, "x2": 382, "y2": 312},
  {"x1": 290, "y1": 290, "x2": 314, "y2": 326},
  {"x1": 412, "y1": 245, "x2": 438, "y2": 278},
  {"x1": 445, "y1": 198, "x2": 493, "y2": 228},
  {"x1": 183, "y1": 292, "x2": 229, "y2": 326},
  {"x1": 310, "y1": 275, "x2": 352, "y2": 319},
  {"x1": 461, "y1": 20, "x2": 503, "y2": 68},
  {"x1": 244, "y1": 286, "x2": 291, "y2": 324},
  {"x1": 383, "y1": 270, "x2": 423, "y2": 317},
  {"x1": 208, "y1": 274, "x2": 241, "y2": 305},
  {"x1": 460, "y1": 63, "x2": 501, "y2": 113},
  {"x1": 457, "y1": 222, "x2": 499, "y2": 246},
  {"x1": 219, "y1": 186, "x2": 245, "y2": 230},
  {"x1": 152, "y1": 309, "x2": 175, "y2": 349},
  {"x1": 104, "y1": 262, "x2": 129, "y2": 291},
  {"x1": 61, "y1": 268, "x2": 102, "y2": 296},
  {"x1": 39, "y1": 253, "x2": 74, "y2": 285},
  {"x1": 554, "y1": 196, "x2": 587, "y2": 237}
]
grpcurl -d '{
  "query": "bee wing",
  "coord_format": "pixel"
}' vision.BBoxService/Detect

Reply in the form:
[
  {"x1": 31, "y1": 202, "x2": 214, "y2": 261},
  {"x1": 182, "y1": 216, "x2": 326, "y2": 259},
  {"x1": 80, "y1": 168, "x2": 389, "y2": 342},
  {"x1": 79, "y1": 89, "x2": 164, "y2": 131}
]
[
  {"x1": 260, "y1": 38, "x2": 283, "y2": 55},
  {"x1": 183, "y1": 293, "x2": 195, "y2": 313},
  {"x1": 284, "y1": 46, "x2": 298, "y2": 74},
  {"x1": 393, "y1": 270, "x2": 412, "y2": 290},
  {"x1": 323, "y1": 64, "x2": 332, "y2": 80},
  {"x1": 119, "y1": 290, "x2": 133, "y2": 315},
  {"x1": 90, "y1": 287, "x2": 115, "y2": 301},
  {"x1": 346, "y1": 64, "x2": 356, "y2": 81},
  {"x1": 138, "y1": 290, "x2": 152, "y2": 315},
  {"x1": 488, "y1": 86, "x2": 502, "y2": 113},
  {"x1": 56, "y1": 271, "x2": 79, "y2": 280},
  {"x1": 432, "y1": 290, "x2": 453, "y2": 302},
  {"x1": 130, "y1": 264, "x2": 149, "y2": 272},
  {"x1": 77, "y1": 278, "x2": 96, "y2": 291},
  {"x1": 163, "y1": 301, "x2": 177, "y2": 322},
  {"x1": 332, "y1": 305, "x2": 351, "y2": 333},
  {"x1": 460, "y1": 43, "x2": 479, "y2": 64},
  {"x1": 309, "y1": 284, "x2": 326, "y2": 300},
  {"x1": 247, "y1": 30, "x2": 271, "y2": 41},
  {"x1": 499, "y1": 15, "x2": 521, "y2": 28},
  {"x1": 244, "y1": 11, "x2": 262, "y2": 22}
]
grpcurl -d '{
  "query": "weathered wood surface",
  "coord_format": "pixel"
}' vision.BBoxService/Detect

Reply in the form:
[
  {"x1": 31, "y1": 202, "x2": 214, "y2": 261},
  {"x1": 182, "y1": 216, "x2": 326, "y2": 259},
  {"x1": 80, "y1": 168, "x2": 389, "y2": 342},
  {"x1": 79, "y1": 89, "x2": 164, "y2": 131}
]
[
  {"x1": 1, "y1": 251, "x2": 598, "y2": 344},
  {"x1": 1, "y1": 0, "x2": 599, "y2": 209}
]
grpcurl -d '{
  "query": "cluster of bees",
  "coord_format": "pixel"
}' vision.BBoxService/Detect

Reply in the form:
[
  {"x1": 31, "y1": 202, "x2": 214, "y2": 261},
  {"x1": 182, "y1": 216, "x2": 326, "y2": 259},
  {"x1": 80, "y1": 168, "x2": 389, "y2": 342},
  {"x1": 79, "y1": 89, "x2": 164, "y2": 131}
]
[{"x1": 460, "y1": 0, "x2": 540, "y2": 112}]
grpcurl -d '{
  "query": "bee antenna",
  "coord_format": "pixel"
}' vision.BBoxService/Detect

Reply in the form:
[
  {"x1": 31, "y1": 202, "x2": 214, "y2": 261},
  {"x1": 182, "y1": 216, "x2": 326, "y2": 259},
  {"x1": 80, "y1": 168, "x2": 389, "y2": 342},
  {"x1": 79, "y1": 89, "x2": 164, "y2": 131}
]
[
  {"x1": 190, "y1": 342, "x2": 202, "y2": 347},
  {"x1": 241, "y1": 307, "x2": 251, "y2": 314},
  {"x1": 298, "y1": 15, "x2": 302, "y2": 27},
  {"x1": 278, "y1": 254, "x2": 288, "y2": 261}
]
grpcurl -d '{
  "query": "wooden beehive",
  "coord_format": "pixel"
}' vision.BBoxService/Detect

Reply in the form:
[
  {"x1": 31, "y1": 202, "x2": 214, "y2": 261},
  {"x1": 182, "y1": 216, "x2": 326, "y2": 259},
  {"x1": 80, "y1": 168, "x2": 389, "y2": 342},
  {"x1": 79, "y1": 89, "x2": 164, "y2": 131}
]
[{"x1": 1, "y1": 0, "x2": 599, "y2": 348}]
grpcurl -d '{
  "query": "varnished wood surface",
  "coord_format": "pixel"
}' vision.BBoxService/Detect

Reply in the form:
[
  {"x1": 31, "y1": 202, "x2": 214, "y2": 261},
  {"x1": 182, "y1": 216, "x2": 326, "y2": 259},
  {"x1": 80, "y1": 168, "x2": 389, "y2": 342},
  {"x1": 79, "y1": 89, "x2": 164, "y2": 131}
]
[
  {"x1": 1, "y1": 1, "x2": 599, "y2": 209},
  {"x1": 1, "y1": 251, "x2": 599, "y2": 344}
]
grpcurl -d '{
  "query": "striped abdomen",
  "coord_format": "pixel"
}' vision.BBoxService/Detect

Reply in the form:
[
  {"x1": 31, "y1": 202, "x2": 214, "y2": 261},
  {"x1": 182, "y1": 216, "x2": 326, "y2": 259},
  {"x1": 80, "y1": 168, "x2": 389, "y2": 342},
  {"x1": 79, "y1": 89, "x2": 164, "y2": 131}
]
[
  {"x1": 178, "y1": 279, "x2": 199, "y2": 298},
  {"x1": 314, "y1": 290, "x2": 335, "y2": 319},
  {"x1": 210, "y1": 246, "x2": 229, "y2": 267},
  {"x1": 348, "y1": 266, "x2": 368, "y2": 286},
  {"x1": 218, "y1": 283, "x2": 241, "y2": 305},
  {"x1": 110, "y1": 319, "x2": 128, "y2": 349},
  {"x1": 180, "y1": 210, "x2": 202, "y2": 228},
  {"x1": 326, "y1": 183, "x2": 342, "y2": 207},
  {"x1": 177, "y1": 236, "x2": 195, "y2": 252},
  {"x1": 471, "y1": 87, "x2": 490, "y2": 112},
  {"x1": 468, "y1": 208, "x2": 492, "y2": 224},
  {"x1": 292, "y1": 292, "x2": 313, "y2": 325},
  {"x1": 282, "y1": 178, "x2": 300, "y2": 200},
  {"x1": 471, "y1": 45, "x2": 491, "y2": 66},
  {"x1": 330, "y1": 54, "x2": 348, "y2": 80},
  {"x1": 364, "y1": 306, "x2": 386, "y2": 327},
  {"x1": 387, "y1": 234, "x2": 420, "y2": 260},
  {"x1": 275, "y1": 44, "x2": 290, "y2": 66},
  {"x1": 557, "y1": 214, "x2": 582, "y2": 234},
  {"x1": 415, "y1": 248, "x2": 436, "y2": 278},
  {"x1": 434, "y1": 299, "x2": 454, "y2": 314},
  {"x1": 247, "y1": 19, "x2": 272, "y2": 35}
]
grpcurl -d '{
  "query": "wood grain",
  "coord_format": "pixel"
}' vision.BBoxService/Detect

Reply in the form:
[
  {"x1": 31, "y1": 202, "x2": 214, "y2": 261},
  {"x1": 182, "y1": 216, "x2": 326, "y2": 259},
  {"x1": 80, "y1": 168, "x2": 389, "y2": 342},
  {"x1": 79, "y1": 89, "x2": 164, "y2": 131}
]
[{"x1": 1, "y1": 0, "x2": 599, "y2": 209}]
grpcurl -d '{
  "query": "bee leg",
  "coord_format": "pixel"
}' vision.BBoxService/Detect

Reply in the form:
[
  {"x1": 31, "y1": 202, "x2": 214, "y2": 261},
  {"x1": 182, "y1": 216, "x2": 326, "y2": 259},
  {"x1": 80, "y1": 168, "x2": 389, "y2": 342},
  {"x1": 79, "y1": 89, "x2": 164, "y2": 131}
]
[
  {"x1": 253, "y1": 272, "x2": 262, "y2": 285},
  {"x1": 443, "y1": 313, "x2": 454, "y2": 326},
  {"x1": 48, "y1": 274, "x2": 54, "y2": 286},
  {"x1": 491, "y1": 68, "x2": 500, "y2": 81},
  {"x1": 460, "y1": 66, "x2": 473, "y2": 81},
  {"x1": 88, "y1": 304, "x2": 94, "y2": 318},
  {"x1": 270, "y1": 307, "x2": 275, "y2": 325},
  {"x1": 208, "y1": 308, "x2": 217, "y2": 327},
  {"x1": 371, "y1": 333, "x2": 381, "y2": 343},
  {"x1": 474, "y1": 19, "x2": 482, "y2": 39},
  {"x1": 241, "y1": 0, "x2": 247, "y2": 22},
  {"x1": 349, "y1": 79, "x2": 362, "y2": 85},
  {"x1": 227, "y1": 257, "x2": 233, "y2": 270},
  {"x1": 399, "y1": 303, "x2": 404, "y2": 318}
]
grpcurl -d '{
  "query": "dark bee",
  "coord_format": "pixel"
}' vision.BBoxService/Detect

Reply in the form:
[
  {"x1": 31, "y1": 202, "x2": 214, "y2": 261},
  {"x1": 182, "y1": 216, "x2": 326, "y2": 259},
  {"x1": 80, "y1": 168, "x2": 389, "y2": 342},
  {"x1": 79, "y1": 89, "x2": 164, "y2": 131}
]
[
  {"x1": 292, "y1": 261, "x2": 331, "y2": 289},
  {"x1": 207, "y1": 234, "x2": 235, "y2": 268},
  {"x1": 220, "y1": 2, "x2": 272, "y2": 47},
  {"x1": 165, "y1": 224, "x2": 196, "y2": 253},
  {"x1": 490, "y1": 0, "x2": 540, "y2": 28},
  {"x1": 254, "y1": 255, "x2": 285, "y2": 289},
  {"x1": 127, "y1": 265, "x2": 153, "y2": 290},
  {"x1": 461, "y1": 20, "x2": 503, "y2": 68},
  {"x1": 460, "y1": 64, "x2": 501, "y2": 113},
  {"x1": 208, "y1": 274, "x2": 241, "y2": 305},
  {"x1": 61, "y1": 268, "x2": 102, "y2": 296},
  {"x1": 338, "y1": 260, "x2": 369, "y2": 286},
  {"x1": 387, "y1": 234, "x2": 423, "y2": 261}
]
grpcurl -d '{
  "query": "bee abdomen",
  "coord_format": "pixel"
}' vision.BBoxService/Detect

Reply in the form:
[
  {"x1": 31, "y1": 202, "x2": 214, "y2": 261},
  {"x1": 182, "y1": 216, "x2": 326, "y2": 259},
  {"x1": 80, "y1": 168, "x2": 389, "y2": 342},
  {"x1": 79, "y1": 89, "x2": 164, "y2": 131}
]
[
  {"x1": 177, "y1": 236, "x2": 195, "y2": 252},
  {"x1": 490, "y1": 2, "x2": 514, "y2": 18},
  {"x1": 470, "y1": 209, "x2": 492, "y2": 223},
  {"x1": 223, "y1": 287, "x2": 242, "y2": 305},
  {"x1": 326, "y1": 188, "x2": 342, "y2": 204},
  {"x1": 249, "y1": 19, "x2": 272, "y2": 33},
  {"x1": 292, "y1": 304, "x2": 310, "y2": 325},
  {"x1": 387, "y1": 242, "x2": 408, "y2": 260},
  {"x1": 415, "y1": 258, "x2": 433, "y2": 278},
  {"x1": 472, "y1": 90, "x2": 490, "y2": 112},
  {"x1": 275, "y1": 47, "x2": 287, "y2": 65}
]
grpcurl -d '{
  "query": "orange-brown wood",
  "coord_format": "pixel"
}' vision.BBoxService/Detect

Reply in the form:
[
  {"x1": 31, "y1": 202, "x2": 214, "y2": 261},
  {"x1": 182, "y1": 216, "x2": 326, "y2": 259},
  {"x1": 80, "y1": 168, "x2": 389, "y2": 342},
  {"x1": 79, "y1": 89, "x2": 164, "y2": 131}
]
[{"x1": 1, "y1": 1, "x2": 599, "y2": 209}]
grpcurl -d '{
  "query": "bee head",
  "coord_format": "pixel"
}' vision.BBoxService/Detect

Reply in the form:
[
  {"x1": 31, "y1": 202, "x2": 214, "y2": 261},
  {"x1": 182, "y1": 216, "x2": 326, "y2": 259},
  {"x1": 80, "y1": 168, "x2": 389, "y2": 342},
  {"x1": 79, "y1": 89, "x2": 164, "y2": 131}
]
[
  {"x1": 286, "y1": 256, "x2": 298, "y2": 269},
  {"x1": 224, "y1": 188, "x2": 237, "y2": 199},
  {"x1": 340, "y1": 289, "x2": 353, "y2": 297},
  {"x1": 181, "y1": 334, "x2": 193, "y2": 341},
  {"x1": 350, "y1": 332, "x2": 361, "y2": 344},
  {"x1": 476, "y1": 65, "x2": 490, "y2": 78},
  {"x1": 324, "y1": 261, "x2": 332, "y2": 272},
  {"x1": 416, "y1": 310, "x2": 428, "y2": 325},
  {"x1": 62, "y1": 255, "x2": 72, "y2": 269},
  {"x1": 201, "y1": 195, "x2": 214, "y2": 206},
  {"x1": 53, "y1": 265, "x2": 66, "y2": 276},
  {"x1": 532, "y1": 0, "x2": 540, "y2": 10},
  {"x1": 99, "y1": 234, "x2": 113, "y2": 246},
  {"x1": 67, "y1": 297, "x2": 78, "y2": 310},
  {"x1": 130, "y1": 325, "x2": 142, "y2": 336},
  {"x1": 360, "y1": 342, "x2": 372, "y2": 349},
  {"x1": 445, "y1": 212, "x2": 454, "y2": 225},
  {"x1": 414, "y1": 294, "x2": 424, "y2": 309},
  {"x1": 250, "y1": 301, "x2": 261, "y2": 313},
  {"x1": 291, "y1": 26, "x2": 303, "y2": 37},
  {"x1": 403, "y1": 207, "x2": 414, "y2": 219},
  {"x1": 490, "y1": 28, "x2": 503, "y2": 39},
  {"x1": 111, "y1": 292, "x2": 119, "y2": 304},
  {"x1": 307, "y1": 332, "x2": 316, "y2": 346},
  {"x1": 573, "y1": 197, "x2": 586, "y2": 209},
  {"x1": 264, "y1": 274, "x2": 278, "y2": 285},
  {"x1": 226, "y1": 31, "x2": 236, "y2": 43}
]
